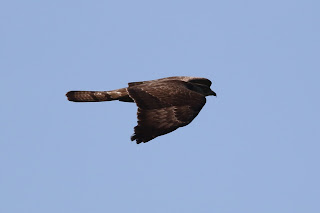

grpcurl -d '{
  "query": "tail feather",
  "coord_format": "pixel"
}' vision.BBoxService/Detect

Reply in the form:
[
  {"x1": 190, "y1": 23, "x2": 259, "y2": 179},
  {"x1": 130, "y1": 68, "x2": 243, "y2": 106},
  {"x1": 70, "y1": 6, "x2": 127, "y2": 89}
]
[
  {"x1": 66, "y1": 91, "x2": 113, "y2": 102},
  {"x1": 66, "y1": 88, "x2": 134, "y2": 102}
]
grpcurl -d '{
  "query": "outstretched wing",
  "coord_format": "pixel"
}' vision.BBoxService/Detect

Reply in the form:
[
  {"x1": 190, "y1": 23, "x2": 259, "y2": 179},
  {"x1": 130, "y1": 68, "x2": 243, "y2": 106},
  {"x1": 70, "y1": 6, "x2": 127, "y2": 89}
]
[{"x1": 127, "y1": 80, "x2": 206, "y2": 144}]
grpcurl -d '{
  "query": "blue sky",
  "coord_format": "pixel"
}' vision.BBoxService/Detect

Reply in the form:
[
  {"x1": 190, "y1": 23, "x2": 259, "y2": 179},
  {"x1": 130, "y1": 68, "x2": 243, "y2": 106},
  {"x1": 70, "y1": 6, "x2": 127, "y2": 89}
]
[{"x1": 1, "y1": 0, "x2": 319, "y2": 212}]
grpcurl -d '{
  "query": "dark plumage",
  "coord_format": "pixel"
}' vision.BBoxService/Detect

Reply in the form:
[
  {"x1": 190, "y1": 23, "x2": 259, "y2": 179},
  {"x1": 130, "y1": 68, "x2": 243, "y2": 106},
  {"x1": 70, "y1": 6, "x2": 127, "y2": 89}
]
[{"x1": 66, "y1": 76, "x2": 216, "y2": 144}]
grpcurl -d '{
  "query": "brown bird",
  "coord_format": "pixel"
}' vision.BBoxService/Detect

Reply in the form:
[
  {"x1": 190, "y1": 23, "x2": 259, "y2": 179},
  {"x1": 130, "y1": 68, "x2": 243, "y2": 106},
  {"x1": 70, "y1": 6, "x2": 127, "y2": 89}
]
[{"x1": 66, "y1": 76, "x2": 216, "y2": 144}]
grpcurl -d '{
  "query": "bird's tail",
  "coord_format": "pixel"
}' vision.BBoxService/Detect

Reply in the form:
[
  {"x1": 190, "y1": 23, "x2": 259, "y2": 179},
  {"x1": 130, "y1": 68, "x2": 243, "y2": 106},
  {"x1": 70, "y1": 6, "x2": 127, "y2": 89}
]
[{"x1": 66, "y1": 88, "x2": 132, "y2": 102}]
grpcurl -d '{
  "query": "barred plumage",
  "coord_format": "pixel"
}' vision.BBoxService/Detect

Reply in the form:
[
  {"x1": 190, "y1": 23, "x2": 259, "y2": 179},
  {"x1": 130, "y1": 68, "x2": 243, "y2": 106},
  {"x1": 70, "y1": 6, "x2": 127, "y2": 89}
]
[
  {"x1": 66, "y1": 88, "x2": 133, "y2": 102},
  {"x1": 66, "y1": 76, "x2": 216, "y2": 144}
]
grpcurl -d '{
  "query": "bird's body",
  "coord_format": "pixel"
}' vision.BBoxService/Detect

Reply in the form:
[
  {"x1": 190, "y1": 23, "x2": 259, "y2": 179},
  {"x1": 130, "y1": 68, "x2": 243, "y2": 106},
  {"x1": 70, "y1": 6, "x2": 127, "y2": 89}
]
[{"x1": 66, "y1": 76, "x2": 216, "y2": 144}]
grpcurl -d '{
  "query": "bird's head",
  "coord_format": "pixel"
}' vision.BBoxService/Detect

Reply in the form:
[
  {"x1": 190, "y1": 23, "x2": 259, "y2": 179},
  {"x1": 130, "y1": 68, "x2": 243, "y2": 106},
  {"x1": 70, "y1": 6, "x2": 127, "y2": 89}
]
[{"x1": 187, "y1": 77, "x2": 217, "y2": 97}]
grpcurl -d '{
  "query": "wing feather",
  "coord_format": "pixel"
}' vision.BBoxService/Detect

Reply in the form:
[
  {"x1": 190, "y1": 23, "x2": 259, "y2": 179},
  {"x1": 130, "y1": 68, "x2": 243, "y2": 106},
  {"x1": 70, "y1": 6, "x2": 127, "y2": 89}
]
[{"x1": 127, "y1": 80, "x2": 206, "y2": 143}]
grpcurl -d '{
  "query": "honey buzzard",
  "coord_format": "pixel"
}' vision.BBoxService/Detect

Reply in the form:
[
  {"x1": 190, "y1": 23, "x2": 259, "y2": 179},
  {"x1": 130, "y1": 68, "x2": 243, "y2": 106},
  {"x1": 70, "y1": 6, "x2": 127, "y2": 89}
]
[{"x1": 66, "y1": 76, "x2": 216, "y2": 144}]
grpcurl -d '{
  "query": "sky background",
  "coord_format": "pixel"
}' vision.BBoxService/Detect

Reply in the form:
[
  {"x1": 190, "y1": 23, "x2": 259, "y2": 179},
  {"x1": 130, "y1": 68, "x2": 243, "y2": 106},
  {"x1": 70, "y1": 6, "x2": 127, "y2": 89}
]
[{"x1": 1, "y1": 0, "x2": 320, "y2": 212}]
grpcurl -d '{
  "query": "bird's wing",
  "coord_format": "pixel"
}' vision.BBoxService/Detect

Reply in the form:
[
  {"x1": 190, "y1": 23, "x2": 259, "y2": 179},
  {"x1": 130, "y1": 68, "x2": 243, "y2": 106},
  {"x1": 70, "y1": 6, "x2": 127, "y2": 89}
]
[{"x1": 127, "y1": 80, "x2": 206, "y2": 143}]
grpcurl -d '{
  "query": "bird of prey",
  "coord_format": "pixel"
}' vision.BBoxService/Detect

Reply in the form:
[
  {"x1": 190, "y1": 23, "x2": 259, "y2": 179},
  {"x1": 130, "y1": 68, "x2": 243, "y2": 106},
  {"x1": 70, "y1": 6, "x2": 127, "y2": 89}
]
[{"x1": 66, "y1": 76, "x2": 216, "y2": 144}]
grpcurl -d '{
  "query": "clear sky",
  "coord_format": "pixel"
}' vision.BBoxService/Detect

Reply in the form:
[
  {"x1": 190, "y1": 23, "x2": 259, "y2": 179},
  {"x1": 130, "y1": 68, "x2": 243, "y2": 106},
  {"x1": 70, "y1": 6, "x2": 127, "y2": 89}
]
[{"x1": 1, "y1": 0, "x2": 319, "y2": 212}]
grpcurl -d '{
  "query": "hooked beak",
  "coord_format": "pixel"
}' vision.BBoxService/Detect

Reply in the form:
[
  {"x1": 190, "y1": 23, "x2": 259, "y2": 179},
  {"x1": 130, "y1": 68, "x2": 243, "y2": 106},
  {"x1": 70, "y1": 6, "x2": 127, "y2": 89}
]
[{"x1": 209, "y1": 90, "x2": 217, "y2": 96}]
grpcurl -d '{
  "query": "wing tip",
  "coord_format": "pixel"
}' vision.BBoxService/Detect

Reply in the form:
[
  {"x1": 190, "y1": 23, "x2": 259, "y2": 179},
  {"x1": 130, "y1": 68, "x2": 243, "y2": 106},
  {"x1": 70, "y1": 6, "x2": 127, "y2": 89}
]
[
  {"x1": 131, "y1": 132, "x2": 154, "y2": 144},
  {"x1": 131, "y1": 134, "x2": 144, "y2": 144}
]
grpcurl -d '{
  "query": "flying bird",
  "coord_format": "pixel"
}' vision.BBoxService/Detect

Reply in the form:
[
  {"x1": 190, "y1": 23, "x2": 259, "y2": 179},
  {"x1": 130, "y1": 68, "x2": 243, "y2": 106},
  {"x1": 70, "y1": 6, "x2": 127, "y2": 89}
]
[{"x1": 66, "y1": 76, "x2": 216, "y2": 144}]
